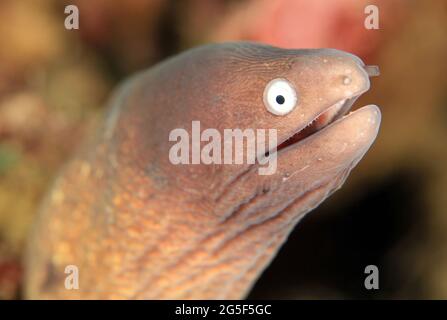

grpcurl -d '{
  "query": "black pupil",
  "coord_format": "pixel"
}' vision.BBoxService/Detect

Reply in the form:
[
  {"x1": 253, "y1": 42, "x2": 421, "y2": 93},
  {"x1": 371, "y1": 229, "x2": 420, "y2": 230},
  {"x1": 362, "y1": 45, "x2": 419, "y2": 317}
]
[{"x1": 276, "y1": 95, "x2": 285, "y2": 105}]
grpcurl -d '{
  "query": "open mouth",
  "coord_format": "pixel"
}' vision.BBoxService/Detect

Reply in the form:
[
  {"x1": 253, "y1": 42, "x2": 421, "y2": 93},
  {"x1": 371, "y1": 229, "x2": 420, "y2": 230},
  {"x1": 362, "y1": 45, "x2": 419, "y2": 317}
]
[
  {"x1": 276, "y1": 95, "x2": 362, "y2": 152},
  {"x1": 268, "y1": 64, "x2": 379, "y2": 155}
]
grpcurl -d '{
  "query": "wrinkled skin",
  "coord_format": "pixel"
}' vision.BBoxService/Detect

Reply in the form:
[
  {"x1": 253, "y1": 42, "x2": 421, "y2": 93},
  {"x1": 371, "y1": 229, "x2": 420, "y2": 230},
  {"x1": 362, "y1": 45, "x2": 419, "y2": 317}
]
[{"x1": 25, "y1": 42, "x2": 381, "y2": 299}]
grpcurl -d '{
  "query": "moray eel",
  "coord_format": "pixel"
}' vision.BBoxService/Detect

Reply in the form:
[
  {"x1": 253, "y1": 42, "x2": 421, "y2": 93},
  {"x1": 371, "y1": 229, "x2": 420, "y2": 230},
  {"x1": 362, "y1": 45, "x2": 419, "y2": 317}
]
[{"x1": 25, "y1": 42, "x2": 381, "y2": 299}]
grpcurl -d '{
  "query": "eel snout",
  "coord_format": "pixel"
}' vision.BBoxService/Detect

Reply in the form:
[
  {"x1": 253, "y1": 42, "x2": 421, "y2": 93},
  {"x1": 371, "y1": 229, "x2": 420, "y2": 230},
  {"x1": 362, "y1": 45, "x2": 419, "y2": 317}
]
[{"x1": 276, "y1": 65, "x2": 380, "y2": 153}]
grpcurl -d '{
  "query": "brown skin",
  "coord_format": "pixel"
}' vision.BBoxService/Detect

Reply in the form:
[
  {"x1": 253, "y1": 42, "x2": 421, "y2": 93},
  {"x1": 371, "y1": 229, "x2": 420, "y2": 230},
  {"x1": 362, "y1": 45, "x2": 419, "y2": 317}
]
[{"x1": 25, "y1": 42, "x2": 380, "y2": 299}]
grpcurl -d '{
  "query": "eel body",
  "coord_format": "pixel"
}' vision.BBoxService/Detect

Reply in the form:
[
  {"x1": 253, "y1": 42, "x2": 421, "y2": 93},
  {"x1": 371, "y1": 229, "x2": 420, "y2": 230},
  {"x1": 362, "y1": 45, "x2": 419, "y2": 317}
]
[{"x1": 25, "y1": 42, "x2": 381, "y2": 299}]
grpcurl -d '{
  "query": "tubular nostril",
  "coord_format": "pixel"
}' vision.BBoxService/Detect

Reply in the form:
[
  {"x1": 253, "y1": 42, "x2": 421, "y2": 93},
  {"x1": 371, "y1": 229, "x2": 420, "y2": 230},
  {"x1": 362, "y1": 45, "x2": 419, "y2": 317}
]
[{"x1": 364, "y1": 65, "x2": 380, "y2": 77}]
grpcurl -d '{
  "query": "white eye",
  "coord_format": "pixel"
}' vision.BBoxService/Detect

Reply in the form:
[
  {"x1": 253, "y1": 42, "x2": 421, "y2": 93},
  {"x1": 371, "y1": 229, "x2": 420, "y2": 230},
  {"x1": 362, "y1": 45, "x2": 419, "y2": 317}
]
[{"x1": 263, "y1": 78, "x2": 298, "y2": 116}]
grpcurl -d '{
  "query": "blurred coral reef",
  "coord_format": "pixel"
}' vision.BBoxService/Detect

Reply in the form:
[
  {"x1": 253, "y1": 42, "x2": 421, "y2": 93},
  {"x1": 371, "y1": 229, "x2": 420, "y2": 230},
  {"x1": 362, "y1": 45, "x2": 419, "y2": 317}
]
[{"x1": 0, "y1": 0, "x2": 446, "y2": 299}]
